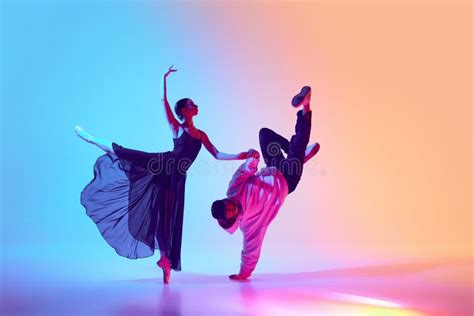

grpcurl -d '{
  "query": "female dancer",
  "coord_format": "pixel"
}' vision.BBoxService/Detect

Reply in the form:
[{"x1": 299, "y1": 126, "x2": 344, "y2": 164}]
[{"x1": 75, "y1": 66, "x2": 251, "y2": 283}]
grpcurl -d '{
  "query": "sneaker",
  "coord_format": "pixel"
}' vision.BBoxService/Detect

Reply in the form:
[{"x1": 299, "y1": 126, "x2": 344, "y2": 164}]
[{"x1": 291, "y1": 86, "x2": 311, "y2": 107}]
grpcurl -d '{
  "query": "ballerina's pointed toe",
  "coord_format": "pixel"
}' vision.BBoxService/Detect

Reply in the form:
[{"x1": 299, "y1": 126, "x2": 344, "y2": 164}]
[{"x1": 157, "y1": 258, "x2": 171, "y2": 284}]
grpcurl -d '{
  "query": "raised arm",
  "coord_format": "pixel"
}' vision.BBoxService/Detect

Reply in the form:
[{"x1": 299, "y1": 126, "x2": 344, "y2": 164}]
[
  {"x1": 200, "y1": 130, "x2": 249, "y2": 160},
  {"x1": 161, "y1": 65, "x2": 180, "y2": 135}
]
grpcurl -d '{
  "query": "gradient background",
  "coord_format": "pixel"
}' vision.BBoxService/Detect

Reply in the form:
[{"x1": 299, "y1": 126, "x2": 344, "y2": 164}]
[{"x1": 1, "y1": 0, "x2": 472, "y2": 283}]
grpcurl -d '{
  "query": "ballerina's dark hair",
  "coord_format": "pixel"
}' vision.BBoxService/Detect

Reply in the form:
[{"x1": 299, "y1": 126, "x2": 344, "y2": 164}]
[{"x1": 174, "y1": 98, "x2": 191, "y2": 121}]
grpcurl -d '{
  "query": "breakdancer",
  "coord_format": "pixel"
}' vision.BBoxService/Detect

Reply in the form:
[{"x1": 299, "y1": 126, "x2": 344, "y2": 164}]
[{"x1": 211, "y1": 86, "x2": 320, "y2": 281}]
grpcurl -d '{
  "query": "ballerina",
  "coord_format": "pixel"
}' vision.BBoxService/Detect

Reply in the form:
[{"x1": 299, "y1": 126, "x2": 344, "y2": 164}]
[{"x1": 76, "y1": 66, "x2": 253, "y2": 284}]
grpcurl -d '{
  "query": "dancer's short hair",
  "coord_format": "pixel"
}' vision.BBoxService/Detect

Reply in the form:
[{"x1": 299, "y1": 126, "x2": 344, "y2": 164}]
[
  {"x1": 211, "y1": 199, "x2": 227, "y2": 220},
  {"x1": 211, "y1": 198, "x2": 237, "y2": 229},
  {"x1": 175, "y1": 98, "x2": 190, "y2": 121}
]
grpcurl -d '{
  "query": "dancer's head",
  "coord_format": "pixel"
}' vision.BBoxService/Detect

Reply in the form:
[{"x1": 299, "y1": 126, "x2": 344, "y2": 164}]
[
  {"x1": 175, "y1": 98, "x2": 199, "y2": 121},
  {"x1": 211, "y1": 198, "x2": 241, "y2": 229}
]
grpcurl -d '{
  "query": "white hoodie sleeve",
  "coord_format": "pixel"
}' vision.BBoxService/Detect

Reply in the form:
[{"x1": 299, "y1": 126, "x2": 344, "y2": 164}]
[{"x1": 239, "y1": 225, "x2": 268, "y2": 277}]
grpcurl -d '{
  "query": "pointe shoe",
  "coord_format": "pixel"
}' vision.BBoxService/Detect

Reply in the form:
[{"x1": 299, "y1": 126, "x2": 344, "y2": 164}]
[
  {"x1": 157, "y1": 258, "x2": 171, "y2": 284},
  {"x1": 291, "y1": 86, "x2": 311, "y2": 107},
  {"x1": 74, "y1": 125, "x2": 94, "y2": 143}
]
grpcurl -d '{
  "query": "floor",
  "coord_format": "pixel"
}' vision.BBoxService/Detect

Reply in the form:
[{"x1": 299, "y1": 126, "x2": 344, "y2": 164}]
[{"x1": 1, "y1": 259, "x2": 472, "y2": 316}]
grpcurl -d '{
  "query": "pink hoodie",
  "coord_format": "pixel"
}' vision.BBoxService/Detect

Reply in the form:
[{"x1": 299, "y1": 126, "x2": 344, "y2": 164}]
[{"x1": 224, "y1": 157, "x2": 289, "y2": 277}]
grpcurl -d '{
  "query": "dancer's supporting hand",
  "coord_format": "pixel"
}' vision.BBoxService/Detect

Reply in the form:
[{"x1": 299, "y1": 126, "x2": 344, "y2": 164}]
[{"x1": 229, "y1": 274, "x2": 250, "y2": 281}]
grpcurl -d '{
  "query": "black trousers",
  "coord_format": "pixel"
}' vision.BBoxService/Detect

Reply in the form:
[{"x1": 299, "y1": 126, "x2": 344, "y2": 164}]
[{"x1": 259, "y1": 110, "x2": 312, "y2": 194}]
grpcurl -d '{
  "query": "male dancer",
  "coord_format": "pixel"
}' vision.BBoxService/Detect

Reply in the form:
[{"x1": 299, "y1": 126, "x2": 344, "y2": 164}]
[{"x1": 211, "y1": 86, "x2": 320, "y2": 280}]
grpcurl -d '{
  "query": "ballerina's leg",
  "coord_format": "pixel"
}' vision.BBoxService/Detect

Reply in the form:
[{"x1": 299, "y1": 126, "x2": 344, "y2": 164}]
[{"x1": 74, "y1": 125, "x2": 115, "y2": 154}]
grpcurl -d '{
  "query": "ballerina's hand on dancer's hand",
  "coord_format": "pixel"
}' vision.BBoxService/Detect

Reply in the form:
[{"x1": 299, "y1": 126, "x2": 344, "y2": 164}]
[
  {"x1": 164, "y1": 65, "x2": 177, "y2": 78},
  {"x1": 246, "y1": 149, "x2": 260, "y2": 159},
  {"x1": 236, "y1": 152, "x2": 247, "y2": 159}
]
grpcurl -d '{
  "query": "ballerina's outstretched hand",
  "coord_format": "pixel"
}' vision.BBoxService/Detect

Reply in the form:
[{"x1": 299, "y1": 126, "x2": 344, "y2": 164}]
[{"x1": 164, "y1": 65, "x2": 177, "y2": 78}]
